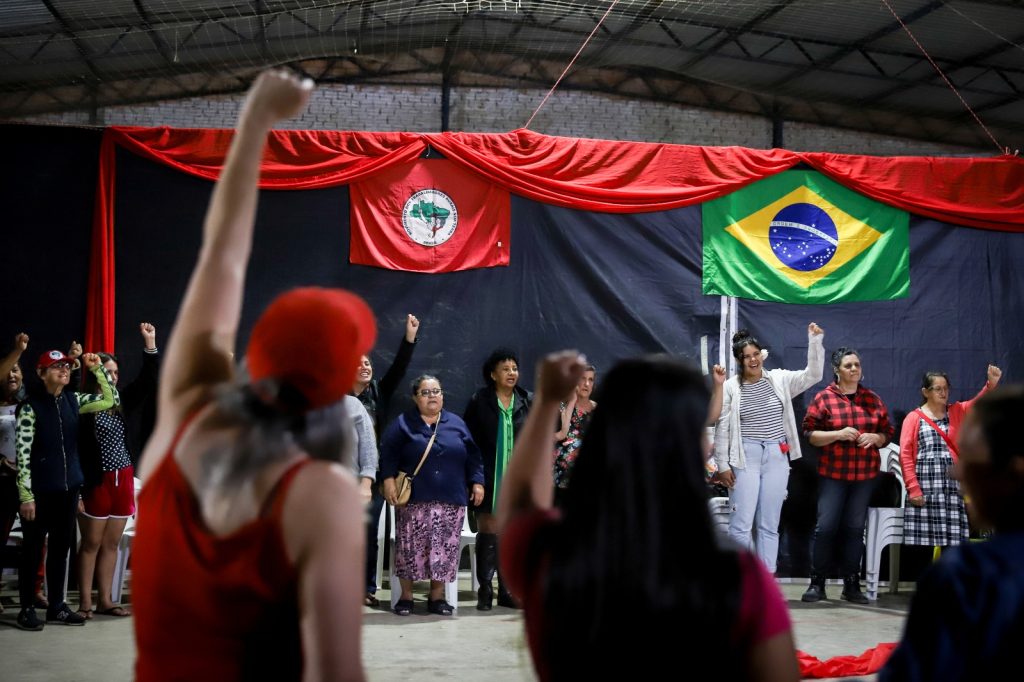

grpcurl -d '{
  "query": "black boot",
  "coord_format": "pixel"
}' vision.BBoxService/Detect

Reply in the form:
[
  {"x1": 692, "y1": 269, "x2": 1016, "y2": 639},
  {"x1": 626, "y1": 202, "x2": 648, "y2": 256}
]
[
  {"x1": 801, "y1": 575, "x2": 827, "y2": 603},
  {"x1": 841, "y1": 574, "x2": 869, "y2": 605},
  {"x1": 495, "y1": 545, "x2": 520, "y2": 609},
  {"x1": 475, "y1": 533, "x2": 497, "y2": 611},
  {"x1": 496, "y1": 572, "x2": 520, "y2": 609}
]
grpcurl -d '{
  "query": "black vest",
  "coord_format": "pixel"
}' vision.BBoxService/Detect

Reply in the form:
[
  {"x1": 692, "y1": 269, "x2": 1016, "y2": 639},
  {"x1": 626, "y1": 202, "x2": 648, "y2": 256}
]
[{"x1": 21, "y1": 390, "x2": 84, "y2": 493}]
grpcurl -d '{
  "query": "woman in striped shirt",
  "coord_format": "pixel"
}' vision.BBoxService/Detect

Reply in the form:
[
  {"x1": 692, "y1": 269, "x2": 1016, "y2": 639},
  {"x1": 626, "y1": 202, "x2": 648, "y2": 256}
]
[{"x1": 713, "y1": 323, "x2": 824, "y2": 573}]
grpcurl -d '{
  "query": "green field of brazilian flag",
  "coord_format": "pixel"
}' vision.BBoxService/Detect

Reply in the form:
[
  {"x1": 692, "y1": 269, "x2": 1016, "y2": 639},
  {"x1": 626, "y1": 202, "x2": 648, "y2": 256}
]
[{"x1": 702, "y1": 171, "x2": 909, "y2": 304}]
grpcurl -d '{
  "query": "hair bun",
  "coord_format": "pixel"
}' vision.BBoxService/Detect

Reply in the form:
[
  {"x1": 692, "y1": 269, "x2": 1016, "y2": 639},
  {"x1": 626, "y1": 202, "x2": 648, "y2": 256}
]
[{"x1": 732, "y1": 329, "x2": 752, "y2": 344}]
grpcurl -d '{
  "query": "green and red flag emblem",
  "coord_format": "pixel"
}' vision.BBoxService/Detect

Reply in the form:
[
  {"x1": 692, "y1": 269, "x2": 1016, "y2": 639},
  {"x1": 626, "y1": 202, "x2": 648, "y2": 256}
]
[{"x1": 350, "y1": 158, "x2": 510, "y2": 273}]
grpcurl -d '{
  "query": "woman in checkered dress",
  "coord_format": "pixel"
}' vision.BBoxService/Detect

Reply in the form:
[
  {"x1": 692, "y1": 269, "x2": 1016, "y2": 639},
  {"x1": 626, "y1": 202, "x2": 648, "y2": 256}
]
[{"x1": 899, "y1": 366, "x2": 1001, "y2": 547}]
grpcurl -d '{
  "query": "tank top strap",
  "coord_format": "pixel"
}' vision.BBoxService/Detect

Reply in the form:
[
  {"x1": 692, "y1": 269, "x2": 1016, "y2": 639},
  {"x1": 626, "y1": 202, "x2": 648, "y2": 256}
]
[
  {"x1": 169, "y1": 408, "x2": 207, "y2": 458},
  {"x1": 259, "y1": 458, "x2": 313, "y2": 520}
]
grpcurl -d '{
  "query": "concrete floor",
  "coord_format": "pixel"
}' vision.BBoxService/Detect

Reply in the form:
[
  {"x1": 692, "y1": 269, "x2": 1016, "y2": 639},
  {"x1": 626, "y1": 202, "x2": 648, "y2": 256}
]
[{"x1": 0, "y1": 576, "x2": 908, "y2": 681}]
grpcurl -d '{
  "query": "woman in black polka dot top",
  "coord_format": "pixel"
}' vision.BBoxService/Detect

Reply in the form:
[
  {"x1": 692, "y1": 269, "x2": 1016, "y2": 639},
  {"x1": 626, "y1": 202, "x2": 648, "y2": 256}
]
[{"x1": 75, "y1": 322, "x2": 160, "y2": 619}]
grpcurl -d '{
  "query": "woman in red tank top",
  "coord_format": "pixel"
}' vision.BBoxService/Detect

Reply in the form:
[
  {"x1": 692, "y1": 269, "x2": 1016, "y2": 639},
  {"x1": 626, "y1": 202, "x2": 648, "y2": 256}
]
[{"x1": 132, "y1": 71, "x2": 374, "y2": 682}]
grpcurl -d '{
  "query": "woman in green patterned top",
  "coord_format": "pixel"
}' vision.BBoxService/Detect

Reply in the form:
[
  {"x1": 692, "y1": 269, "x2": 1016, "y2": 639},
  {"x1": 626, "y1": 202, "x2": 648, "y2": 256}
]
[
  {"x1": 14, "y1": 349, "x2": 115, "y2": 630},
  {"x1": 464, "y1": 348, "x2": 533, "y2": 610}
]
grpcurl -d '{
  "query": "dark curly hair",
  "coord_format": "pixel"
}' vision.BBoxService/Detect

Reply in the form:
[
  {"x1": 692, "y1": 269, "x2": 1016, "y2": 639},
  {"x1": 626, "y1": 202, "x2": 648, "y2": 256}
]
[{"x1": 481, "y1": 347, "x2": 519, "y2": 387}]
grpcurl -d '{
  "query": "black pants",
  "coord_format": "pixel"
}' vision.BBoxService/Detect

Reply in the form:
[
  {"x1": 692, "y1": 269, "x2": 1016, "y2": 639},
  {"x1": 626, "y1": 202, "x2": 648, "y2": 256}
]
[
  {"x1": 364, "y1": 486, "x2": 386, "y2": 594},
  {"x1": 19, "y1": 488, "x2": 79, "y2": 610}
]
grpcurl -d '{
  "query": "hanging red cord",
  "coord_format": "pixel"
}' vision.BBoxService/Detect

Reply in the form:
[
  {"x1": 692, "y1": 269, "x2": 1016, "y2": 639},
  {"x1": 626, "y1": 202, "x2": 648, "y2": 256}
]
[
  {"x1": 879, "y1": 0, "x2": 1005, "y2": 154},
  {"x1": 523, "y1": 0, "x2": 622, "y2": 130}
]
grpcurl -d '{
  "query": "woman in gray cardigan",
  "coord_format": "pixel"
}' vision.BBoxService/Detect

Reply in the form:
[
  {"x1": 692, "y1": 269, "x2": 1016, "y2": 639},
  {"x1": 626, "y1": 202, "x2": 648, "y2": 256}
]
[{"x1": 713, "y1": 323, "x2": 824, "y2": 573}]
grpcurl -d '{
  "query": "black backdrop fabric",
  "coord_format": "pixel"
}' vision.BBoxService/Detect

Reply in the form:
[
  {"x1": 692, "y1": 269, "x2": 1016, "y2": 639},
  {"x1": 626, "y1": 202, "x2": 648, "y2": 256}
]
[
  {"x1": 5, "y1": 125, "x2": 101, "y2": 360},
  {"x1": 6, "y1": 124, "x2": 1024, "y2": 578},
  {"x1": 111, "y1": 144, "x2": 722, "y2": 419}
]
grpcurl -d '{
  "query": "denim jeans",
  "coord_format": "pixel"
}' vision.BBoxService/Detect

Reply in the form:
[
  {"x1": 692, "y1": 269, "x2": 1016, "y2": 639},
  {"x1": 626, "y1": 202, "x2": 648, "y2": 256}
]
[
  {"x1": 810, "y1": 476, "x2": 875, "y2": 577},
  {"x1": 727, "y1": 438, "x2": 790, "y2": 573},
  {"x1": 364, "y1": 486, "x2": 386, "y2": 594}
]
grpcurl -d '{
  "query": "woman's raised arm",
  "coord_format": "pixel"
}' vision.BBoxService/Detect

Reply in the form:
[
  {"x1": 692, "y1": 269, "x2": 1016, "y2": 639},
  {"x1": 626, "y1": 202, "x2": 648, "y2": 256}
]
[{"x1": 142, "y1": 71, "x2": 313, "y2": 479}]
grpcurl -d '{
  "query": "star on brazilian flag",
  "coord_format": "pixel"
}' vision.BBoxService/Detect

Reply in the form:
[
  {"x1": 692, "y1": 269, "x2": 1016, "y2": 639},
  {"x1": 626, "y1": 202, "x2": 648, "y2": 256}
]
[{"x1": 702, "y1": 171, "x2": 909, "y2": 304}]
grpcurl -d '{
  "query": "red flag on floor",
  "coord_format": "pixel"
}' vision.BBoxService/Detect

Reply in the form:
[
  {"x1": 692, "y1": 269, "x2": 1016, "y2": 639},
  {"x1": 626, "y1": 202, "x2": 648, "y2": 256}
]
[
  {"x1": 797, "y1": 643, "x2": 897, "y2": 678},
  {"x1": 349, "y1": 158, "x2": 511, "y2": 273}
]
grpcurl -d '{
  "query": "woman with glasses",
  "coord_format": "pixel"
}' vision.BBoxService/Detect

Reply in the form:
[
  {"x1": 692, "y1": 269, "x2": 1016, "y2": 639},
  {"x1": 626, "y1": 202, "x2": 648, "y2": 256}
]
[
  {"x1": 463, "y1": 348, "x2": 533, "y2": 610},
  {"x1": 899, "y1": 365, "x2": 1001, "y2": 550},
  {"x1": 380, "y1": 375, "x2": 485, "y2": 616},
  {"x1": 15, "y1": 348, "x2": 115, "y2": 630},
  {"x1": 801, "y1": 347, "x2": 894, "y2": 605}
]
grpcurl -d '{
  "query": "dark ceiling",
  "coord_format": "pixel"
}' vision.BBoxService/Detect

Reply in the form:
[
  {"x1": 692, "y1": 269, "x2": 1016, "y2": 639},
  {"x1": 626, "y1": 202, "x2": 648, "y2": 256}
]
[{"x1": 1, "y1": 1, "x2": 1021, "y2": 151}]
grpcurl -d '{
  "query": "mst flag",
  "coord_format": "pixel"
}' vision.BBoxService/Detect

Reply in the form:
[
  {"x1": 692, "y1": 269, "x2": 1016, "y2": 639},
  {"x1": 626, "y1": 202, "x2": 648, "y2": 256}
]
[
  {"x1": 702, "y1": 171, "x2": 909, "y2": 304},
  {"x1": 350, "y1": 158, "x2": 511, "y2": 273}
]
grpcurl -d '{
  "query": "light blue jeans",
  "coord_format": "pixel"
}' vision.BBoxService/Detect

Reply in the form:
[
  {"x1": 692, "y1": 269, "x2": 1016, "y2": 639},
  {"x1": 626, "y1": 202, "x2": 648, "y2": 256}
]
[{"x1": 727, "y1": 438, "x2": 791, "y2": 573}]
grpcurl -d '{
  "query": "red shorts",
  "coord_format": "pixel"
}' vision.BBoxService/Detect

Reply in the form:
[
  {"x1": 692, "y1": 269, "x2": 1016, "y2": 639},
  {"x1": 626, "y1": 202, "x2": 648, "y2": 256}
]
[{"x1": 82, "y1": 466, "x2": 136, "y2": 519}]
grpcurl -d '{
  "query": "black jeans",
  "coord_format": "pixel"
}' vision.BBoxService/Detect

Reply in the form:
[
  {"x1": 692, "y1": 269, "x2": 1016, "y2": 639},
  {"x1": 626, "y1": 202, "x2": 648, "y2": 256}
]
[
  {"x1": 364, "y1": 486, "x2": 386, "y2": 594},
  {"x1": 810, "y1": 477, "x2": 875, "y2": 577},
  {"x1": 19, "y1": 488, "x2": 79, "y2": 610}
]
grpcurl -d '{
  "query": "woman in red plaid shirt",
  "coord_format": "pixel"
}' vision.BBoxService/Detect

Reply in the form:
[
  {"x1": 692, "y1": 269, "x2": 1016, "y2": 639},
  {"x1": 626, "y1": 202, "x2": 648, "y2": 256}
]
[{"x1": 800, "y1": 347, "x2": 894, "y2": 604}]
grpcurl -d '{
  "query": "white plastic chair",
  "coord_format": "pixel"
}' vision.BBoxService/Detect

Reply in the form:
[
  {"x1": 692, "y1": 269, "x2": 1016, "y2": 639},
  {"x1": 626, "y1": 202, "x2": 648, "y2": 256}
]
[
  {"x1": 110, "y1": 476, "x2": 141, "y2": 603},
  {"x1": 373, "y1": 501, "x2": 393, "y2": 593},
  {"x1": 708, "y1": 496, "x2": 731, "y2": 539},
  {"x1": 458, "y1": 511, "x2": 478, "y2": 593},
  {"x1": 864, "y1": 444, "x2": 904, "y2": 600},
  {"x1": 110, "y1": 528, "x2": 134, "y2": 603}
]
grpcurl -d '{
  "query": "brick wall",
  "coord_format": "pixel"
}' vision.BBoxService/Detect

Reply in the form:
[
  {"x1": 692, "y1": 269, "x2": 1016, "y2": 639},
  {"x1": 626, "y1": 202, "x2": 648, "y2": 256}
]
[{"x1": 10, "y1": 83, "x2": 980, "y2": 155}]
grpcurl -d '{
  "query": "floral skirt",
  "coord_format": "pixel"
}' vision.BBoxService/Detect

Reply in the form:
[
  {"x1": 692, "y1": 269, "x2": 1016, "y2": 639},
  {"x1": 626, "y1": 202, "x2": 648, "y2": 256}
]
[{"x1": 394, "y1": 501, "x2": 465, "y2": 582}]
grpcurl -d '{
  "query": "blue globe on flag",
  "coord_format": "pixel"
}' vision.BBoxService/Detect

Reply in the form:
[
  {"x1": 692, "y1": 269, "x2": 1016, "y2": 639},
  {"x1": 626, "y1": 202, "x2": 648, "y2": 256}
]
[{"x1": 768, "y1": 203, "x2": 839, "y2": 272}]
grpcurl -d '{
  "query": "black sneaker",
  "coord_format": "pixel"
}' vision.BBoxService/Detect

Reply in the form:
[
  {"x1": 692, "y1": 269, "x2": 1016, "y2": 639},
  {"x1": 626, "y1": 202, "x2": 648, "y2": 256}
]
[
  {"x1": 801, "y1": 582, "x2": 826, "y2": 603},
  {"x1": 46, "y1": 603, "x2": 87, "y2": 626},
  {"x1": 16, "y1": 607, "x2": 44, "y2": 631}
]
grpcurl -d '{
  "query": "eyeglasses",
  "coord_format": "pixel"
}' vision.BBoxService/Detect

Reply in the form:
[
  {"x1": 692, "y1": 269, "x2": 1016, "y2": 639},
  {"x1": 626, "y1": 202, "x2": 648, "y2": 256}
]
[
  {"x1": 927, "y1": 386, "x2": 949, "y2": 393},
  {"x1": 47, "y1": 362, "x2": 71, "y2": 371},
  {"x1": 417, "y1": 388, "x2": 443, "y2": 397}
]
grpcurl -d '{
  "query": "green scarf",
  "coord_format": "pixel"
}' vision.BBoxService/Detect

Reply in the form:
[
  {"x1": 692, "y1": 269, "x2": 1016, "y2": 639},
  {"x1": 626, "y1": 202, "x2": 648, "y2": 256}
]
[{"x1": 493, "y1": 394, "x2": 515, "y2": 502}]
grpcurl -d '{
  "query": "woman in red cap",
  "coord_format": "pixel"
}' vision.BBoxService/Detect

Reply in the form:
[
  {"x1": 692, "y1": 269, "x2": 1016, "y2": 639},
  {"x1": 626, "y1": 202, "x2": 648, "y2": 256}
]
[{"x1": 132, "y1": 71, "x2": 373, "y2": 681}]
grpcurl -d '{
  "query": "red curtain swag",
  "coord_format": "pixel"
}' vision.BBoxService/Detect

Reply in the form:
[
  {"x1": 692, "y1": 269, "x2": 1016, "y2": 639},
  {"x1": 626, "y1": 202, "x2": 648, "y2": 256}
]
[{"x1": 85, "y1": 125, "x2": 1024, "y2": 351}]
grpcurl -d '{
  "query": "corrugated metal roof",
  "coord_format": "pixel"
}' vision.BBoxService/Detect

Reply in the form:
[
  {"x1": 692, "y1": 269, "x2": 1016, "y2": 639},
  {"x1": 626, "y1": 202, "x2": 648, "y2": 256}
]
[{"x1": 0, "y1": 0, "x2": 1020, "y2": 150}]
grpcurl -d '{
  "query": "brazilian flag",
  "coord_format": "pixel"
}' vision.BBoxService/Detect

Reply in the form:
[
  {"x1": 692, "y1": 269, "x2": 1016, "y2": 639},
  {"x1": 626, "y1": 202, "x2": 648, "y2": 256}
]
[{"x1": 702, "y1": 171, "x2": 909, "y2": 304}]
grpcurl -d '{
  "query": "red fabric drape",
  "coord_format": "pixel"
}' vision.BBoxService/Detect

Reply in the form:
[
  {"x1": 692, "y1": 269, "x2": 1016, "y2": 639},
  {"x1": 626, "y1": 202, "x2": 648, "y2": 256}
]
[
  {"x1": 425, "y1": 129, "x2": 801, "y2": 211},
  {"x1": 107, "y1": 126, "x2": 427, "y2": 187},
  {"x1": 85, "y1": 133, "x2": 118, "y2": 354},
  {"x1": 85, "y1": 126, "x2": 1024, "y2": 351},
  {"x1": 797, "y1": 643, "x2": 897, "y2": 678},
  {"x1": 800, "y1": 153, "x2": 1024, "y2": 231}
]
